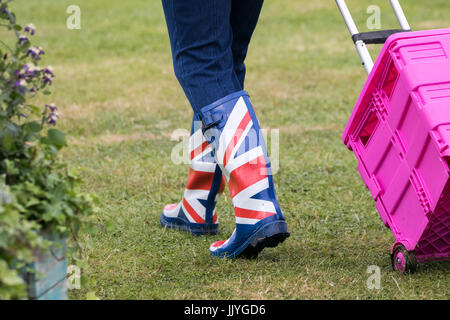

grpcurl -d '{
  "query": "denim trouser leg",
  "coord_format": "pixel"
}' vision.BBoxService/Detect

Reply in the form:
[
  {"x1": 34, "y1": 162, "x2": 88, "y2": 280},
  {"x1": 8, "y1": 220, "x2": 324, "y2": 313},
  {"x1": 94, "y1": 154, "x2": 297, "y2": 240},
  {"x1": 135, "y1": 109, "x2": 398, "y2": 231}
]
[
  {"x1": 230, "y1": 0, "x2": 264, "y2": 89},
  {"x1": 161, "y1": 0, "x2": 263, "y2": 114}
]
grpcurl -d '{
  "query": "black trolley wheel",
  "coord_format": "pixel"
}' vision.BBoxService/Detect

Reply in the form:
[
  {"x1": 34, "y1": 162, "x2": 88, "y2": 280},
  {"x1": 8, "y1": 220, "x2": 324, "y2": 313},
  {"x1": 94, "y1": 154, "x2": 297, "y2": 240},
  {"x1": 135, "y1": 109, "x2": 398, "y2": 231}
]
[{"x1": 391, "y1": 244, "x2": 417, "y2": 274}]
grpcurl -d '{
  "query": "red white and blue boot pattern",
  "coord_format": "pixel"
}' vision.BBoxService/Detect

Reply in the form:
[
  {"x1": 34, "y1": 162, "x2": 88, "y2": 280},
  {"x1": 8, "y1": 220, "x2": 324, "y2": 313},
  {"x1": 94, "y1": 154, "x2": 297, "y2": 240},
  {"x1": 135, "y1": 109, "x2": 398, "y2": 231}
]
[
  {"x1": 200, "y1": 91, "x2": 290, "y2": 258},
  {"x1": 160, "y1": 118, "x2": 225, "y2": 235}
]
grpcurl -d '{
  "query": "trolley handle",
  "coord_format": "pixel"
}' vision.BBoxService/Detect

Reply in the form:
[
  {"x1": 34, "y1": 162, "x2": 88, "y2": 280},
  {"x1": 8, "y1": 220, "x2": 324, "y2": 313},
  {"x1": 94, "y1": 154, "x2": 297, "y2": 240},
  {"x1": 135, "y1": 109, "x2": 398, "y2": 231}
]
[
  {"x1": 352, "y1": 29, "x2": 410, "y2": 44},
  {"x1": 335, "y1": 0, "x2": 411, "y2": 75}
]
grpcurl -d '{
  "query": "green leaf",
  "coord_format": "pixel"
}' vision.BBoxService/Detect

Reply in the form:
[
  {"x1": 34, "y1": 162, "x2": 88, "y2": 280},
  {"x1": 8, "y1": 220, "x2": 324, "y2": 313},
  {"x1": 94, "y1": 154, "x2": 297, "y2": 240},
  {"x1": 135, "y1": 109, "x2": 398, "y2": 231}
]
[
  {"x1": 25, "y1": 197, "x2": 41, "y2": 208},
  {"x1": 1, "y1": 132, "x2": 14, "y2": 151},
  {"x1": 46, "y1": 129, "x2": 67, "y2": 149},
  {"x1": 0, "y1": 268, "x2": 24, "y2": 286},
  {"x1": 25, "y1": 121, "x2": 42, "y2": 133},
  {"x1": 27, "y1": 105, "x2": 41, "y2": 116},
  {"x1": 4, "y1": 159, "x2": 19, "y2": 175}
]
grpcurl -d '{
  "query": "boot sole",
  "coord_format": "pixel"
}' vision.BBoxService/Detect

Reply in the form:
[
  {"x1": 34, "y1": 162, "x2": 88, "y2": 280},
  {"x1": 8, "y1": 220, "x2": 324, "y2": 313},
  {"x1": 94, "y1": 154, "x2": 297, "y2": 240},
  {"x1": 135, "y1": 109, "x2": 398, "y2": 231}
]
[
  {"x1": 211, "y1": 220, "x2": 290, "y2": 259},
  {"x1": 160, "y1": 213, "x2": 218, "y2": 236},
  {"x1": 239, "y1": 231, "x2": 290, "y2": 259}
]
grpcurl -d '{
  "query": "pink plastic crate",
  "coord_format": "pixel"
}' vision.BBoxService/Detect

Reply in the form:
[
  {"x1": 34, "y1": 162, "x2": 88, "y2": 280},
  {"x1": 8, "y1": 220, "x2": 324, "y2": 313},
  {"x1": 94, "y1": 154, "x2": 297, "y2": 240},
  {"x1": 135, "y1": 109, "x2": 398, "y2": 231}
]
[{"x1": 343, "y1": 28, "x2": 450, "y2": 272}]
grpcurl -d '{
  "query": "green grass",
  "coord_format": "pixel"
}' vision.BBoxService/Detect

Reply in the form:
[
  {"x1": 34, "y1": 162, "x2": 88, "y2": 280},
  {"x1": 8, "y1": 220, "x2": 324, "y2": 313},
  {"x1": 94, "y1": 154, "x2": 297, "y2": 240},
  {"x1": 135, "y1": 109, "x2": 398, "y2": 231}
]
[{"x1": 8, "y1": 0, "x2": 450, "y2": 299}]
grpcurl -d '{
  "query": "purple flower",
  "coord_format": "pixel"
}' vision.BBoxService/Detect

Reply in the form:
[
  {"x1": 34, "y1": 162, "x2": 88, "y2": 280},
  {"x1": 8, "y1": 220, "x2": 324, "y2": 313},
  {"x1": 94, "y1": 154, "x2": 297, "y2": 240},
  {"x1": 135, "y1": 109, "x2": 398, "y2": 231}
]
[
  {"x1": 45, "y1": 104, "x2": 59, "y2": 125},
  {"x1": 48, "y1": 115, "x2": 58, "y2": 125},
  {"x1": 26, "y1": 46, "x2": 44, "y2": 60},
  {"x1": 24, "y1": 23, "x2": 36, "y2": 36},
  {"x1": 26, "y1": 48, "x2": 37, "y2": 59},
  {"x1": 16, "y1": 64, "x2": 38, "y2": 80},
  {"x1": 44, "y1": 66, "x2": 54, "y2": 77},
  {"x1": 43, "y1": 76, "x2": 52, "y2": 86},
  {"x1": 42, "y1": 66, "x2": 54, "y2": 85},
  {"x1": 16, "y1": 64, "x2": 27, "y2": 75},
  {"x1": 18, "y1": 35, "x2": 29, "y2": 44},
  {"x1": 3, "y1": 53, "x2": 7, "y2": 60},
  {"x1": 46, "y1": 104, "x2": 57, "y2": 113},
  {"x1": 28, "y1": 64, "x2": 40, "y2": 75},
  {"x1": 13, "y1": 79, "x2": 27, "y2": 93}
]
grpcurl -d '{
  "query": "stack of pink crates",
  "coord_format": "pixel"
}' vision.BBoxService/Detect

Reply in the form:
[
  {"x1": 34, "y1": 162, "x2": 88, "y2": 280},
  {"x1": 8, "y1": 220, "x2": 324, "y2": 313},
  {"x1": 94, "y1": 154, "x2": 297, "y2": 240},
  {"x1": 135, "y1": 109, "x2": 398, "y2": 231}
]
[{"x1": 343, "y1": 28, "x2": 450, "y2": 271}]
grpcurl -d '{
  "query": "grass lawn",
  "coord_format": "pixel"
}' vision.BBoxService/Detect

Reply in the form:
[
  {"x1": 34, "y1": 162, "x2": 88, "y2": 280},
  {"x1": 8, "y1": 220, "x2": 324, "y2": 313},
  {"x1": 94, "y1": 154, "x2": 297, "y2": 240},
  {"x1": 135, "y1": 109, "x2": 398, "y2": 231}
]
[{"x1": 8, "y1": 0, "x2": 450, "y2": 299}]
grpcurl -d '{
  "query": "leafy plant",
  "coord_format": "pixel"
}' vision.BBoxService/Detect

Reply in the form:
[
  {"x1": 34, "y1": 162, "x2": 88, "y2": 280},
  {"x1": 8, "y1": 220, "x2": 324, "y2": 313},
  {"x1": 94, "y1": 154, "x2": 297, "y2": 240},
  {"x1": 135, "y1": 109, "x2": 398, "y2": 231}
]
[{"x1": 0, "y1": 0, "x2": 96, "y2": 299}]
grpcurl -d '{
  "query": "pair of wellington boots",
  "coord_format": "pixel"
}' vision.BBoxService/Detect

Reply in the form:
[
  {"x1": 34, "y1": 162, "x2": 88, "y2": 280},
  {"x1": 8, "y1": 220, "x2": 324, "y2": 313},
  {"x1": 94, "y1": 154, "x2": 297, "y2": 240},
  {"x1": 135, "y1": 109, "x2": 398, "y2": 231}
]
[{"x1": 161, "y1": 91, "x2": 289, "y2": 258}]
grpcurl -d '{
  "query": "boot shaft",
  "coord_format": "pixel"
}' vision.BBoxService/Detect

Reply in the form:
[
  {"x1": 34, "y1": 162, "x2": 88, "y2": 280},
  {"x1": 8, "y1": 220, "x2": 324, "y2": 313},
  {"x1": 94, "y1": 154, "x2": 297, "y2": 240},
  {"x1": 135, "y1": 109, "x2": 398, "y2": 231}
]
[
  {"x1": 198, "y1": 91, "x2": 285, "y2": 224},
  {"x1": 181, "y1": 115, "x2": 225, "y2": 224}
]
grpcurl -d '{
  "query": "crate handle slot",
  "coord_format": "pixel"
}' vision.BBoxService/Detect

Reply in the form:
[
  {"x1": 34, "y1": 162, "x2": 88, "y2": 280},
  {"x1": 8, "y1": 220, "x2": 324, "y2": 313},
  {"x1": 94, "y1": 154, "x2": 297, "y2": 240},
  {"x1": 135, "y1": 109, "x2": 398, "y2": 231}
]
[{"x1": 359, "y1": 111, "x2": 380, "y2": 147}]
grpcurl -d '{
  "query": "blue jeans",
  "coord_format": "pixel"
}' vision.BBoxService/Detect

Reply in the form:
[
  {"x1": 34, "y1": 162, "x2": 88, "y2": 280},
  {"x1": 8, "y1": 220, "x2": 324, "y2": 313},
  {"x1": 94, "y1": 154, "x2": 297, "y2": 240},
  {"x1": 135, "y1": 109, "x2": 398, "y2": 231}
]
[{"x1": 161, "y1": 0, "x2": 264, "y2": 114}]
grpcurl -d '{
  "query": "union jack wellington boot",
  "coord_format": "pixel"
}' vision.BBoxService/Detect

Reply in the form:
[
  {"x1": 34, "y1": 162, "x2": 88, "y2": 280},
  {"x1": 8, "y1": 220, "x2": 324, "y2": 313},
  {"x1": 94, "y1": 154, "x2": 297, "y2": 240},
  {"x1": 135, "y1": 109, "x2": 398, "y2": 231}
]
[
  {"x1": 160, "y1": 116, "x2": 225, "y2": 235},
  {"x1": 199, "y1": 90, "x2": 290, "y2": 258}
]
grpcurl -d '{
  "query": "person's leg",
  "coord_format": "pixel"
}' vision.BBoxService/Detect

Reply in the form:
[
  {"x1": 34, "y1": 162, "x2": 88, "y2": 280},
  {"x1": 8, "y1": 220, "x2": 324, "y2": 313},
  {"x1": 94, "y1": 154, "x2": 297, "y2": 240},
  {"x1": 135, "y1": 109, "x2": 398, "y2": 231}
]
[
  {"x1": 161, "y1": 0, "x2": 289, "y2": 256},
  {"x1": 161, "y1": 115, "x2": 225, "y2": 235},
  {"x1": 161, "y1": 0, "x2": 242, "y2": 114},
  {"x1": 230, "y1": 0, "x2": 264, "y2": 88},
  {"x1": 160, "y1": 0, "x2": 238, "y2": 234},
  {"x1": 196, "y1": 1, "x2": 288, "y2": 258}
]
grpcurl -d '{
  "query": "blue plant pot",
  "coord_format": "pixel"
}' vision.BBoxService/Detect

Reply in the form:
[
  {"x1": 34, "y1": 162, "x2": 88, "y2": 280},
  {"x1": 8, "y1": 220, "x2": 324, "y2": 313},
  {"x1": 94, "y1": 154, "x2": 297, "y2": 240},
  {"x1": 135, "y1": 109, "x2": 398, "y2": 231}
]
[{"x1": 23, "y1": 236, "x2": 68, "y2": 300}]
